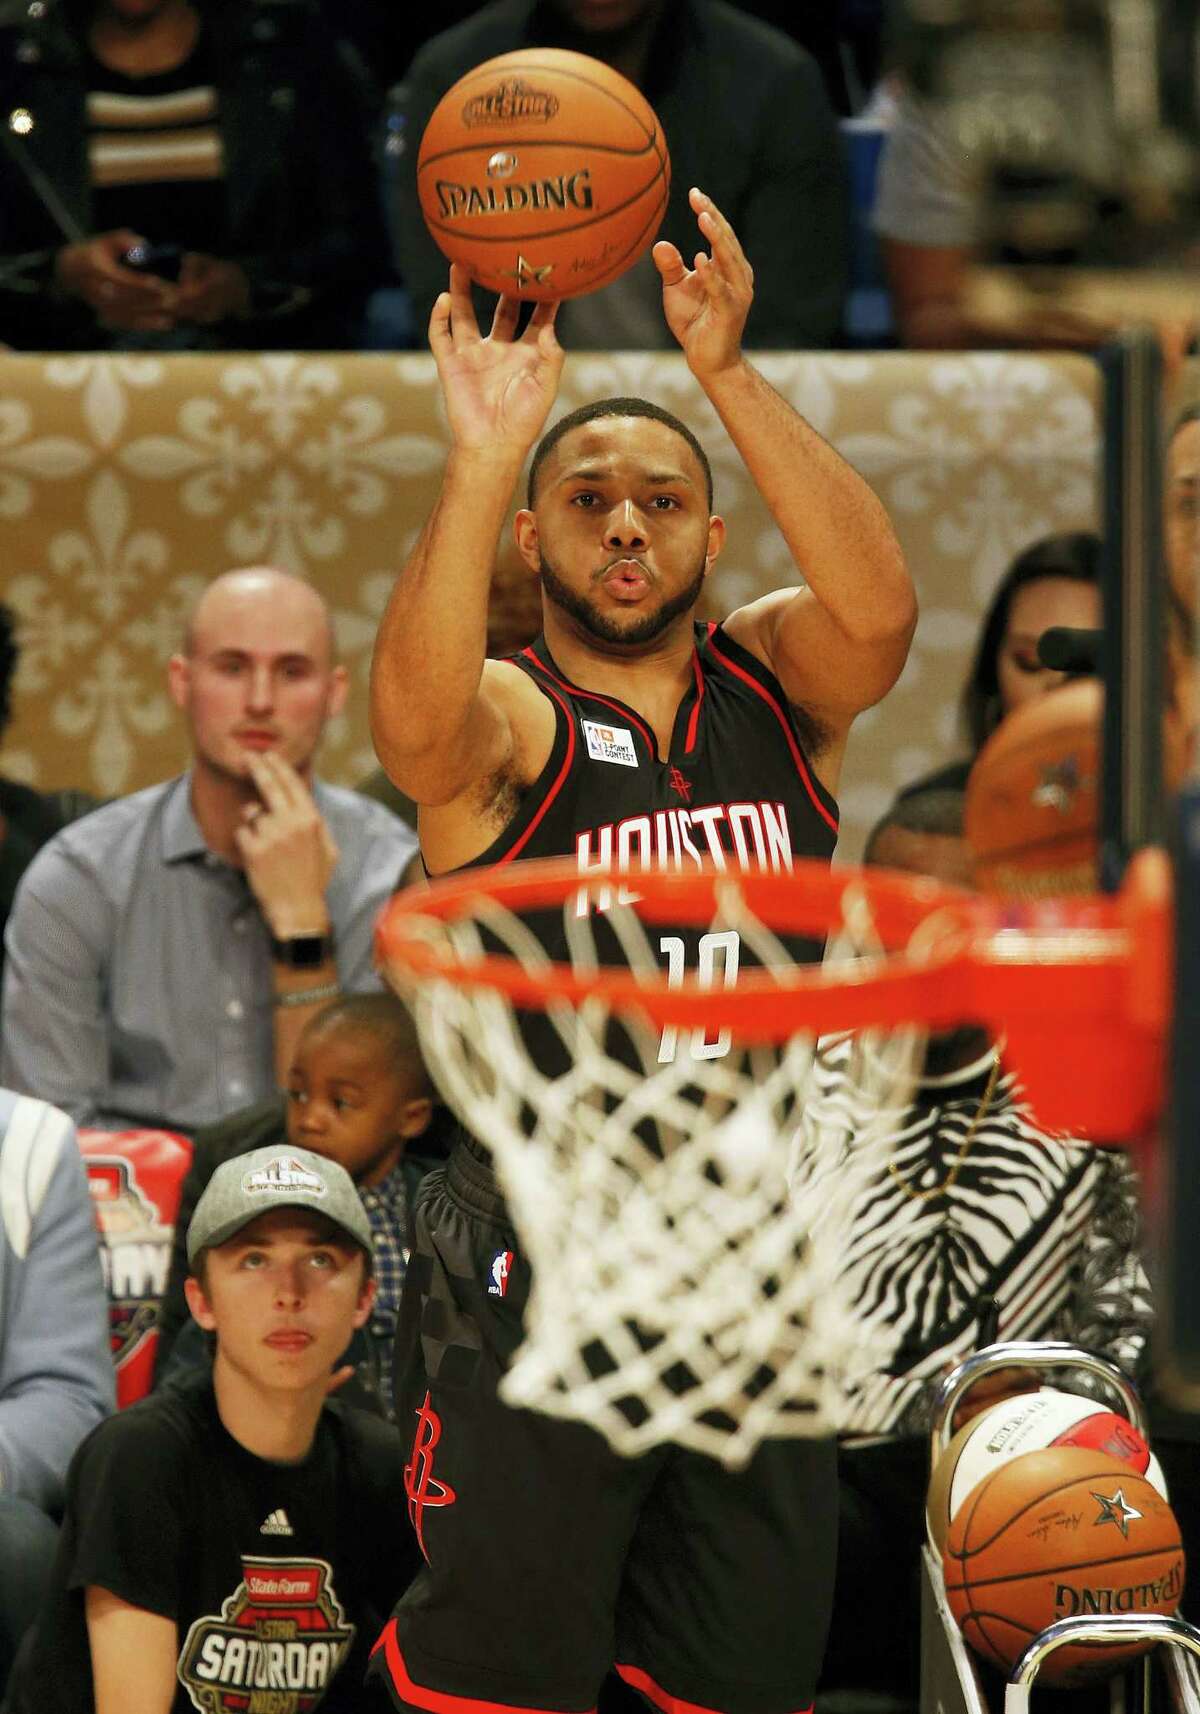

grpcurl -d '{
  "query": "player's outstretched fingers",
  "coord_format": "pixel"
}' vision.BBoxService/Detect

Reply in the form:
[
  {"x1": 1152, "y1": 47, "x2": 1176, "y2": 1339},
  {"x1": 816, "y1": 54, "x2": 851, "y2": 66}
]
[
  {"x1": 490, "y1": 292, "x2": 522, "y2": 340},
  {"x1": 520, "y1": 297, "x2": 562, "y2": 351},
  {"x1": 447, "y1": 263, "x2": 481, "y2": 342},
  {"x1": 692, "y1": 250, "x2": 730, "y2": 312},
  {"x1": 428, "y1": 290, "x2": 454, "y2": 358},
  {"x1": 691, "y1": 187, "x2": 753, "y2": 291},
  {"x1": 652, "y1": 240, "x2": 688, "y2": 285},
  {"x1": 689, "y1": 248, "x2": 737, "y2": 315}
]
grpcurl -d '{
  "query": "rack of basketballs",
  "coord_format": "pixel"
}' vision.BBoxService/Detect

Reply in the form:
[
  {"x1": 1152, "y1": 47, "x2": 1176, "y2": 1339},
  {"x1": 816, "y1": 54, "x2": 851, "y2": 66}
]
[{"x1": 926, "y1": 1343, "x2": 1199, "y2": 1708}]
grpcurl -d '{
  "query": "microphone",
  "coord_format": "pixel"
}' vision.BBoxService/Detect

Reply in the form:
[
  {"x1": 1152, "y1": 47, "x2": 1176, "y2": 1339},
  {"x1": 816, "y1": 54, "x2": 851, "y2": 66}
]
[{"x1": 1036, "y1": 627, "x2": 1102, "y2": 675}]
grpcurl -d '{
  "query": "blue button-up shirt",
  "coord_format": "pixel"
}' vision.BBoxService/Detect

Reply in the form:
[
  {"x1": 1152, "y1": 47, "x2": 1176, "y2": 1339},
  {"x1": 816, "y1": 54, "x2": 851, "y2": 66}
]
[{"x1": 1, "y1": 773, "x2": 416, "y2": 1132}]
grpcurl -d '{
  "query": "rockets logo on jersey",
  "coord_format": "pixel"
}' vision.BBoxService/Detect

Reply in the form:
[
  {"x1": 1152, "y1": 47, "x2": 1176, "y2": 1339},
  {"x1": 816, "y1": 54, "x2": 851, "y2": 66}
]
[{"x1": 177, "y1": 1556, "x2": 354, "y2": 1714}]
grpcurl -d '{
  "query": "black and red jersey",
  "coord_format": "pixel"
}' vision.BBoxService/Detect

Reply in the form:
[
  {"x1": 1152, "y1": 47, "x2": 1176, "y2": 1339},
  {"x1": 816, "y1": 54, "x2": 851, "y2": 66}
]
[{"x1": 463, "y1": 620, "x2": 839, "y2": 875}]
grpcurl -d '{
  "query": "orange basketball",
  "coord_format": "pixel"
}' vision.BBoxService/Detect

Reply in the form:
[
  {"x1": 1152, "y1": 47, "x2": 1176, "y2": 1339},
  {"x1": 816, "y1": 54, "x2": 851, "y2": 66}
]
[
  {"x1": 964, "y1": 678, "x2": 1102, "y2": 898},
  {"x1": 417, "y1": 48, "x2": 670, "y2": 301},
  {"x1": 943, "y1": 1447, "x2": 1185, "y2": 1686}
]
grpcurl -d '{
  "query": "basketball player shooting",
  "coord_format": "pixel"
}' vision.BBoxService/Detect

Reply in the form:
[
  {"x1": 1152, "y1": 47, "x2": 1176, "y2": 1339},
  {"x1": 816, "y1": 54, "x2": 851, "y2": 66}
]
[{"x1": 367, "y1": 190, "x2": 917, "y2": 1714}]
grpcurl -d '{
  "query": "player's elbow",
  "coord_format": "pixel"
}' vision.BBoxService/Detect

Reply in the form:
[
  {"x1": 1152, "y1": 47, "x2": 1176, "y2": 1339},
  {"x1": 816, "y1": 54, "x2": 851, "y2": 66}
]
[
  {"x1": 844, "y1": 550, "x2": 918, "y2": 648},
  {"x1": 368, "y1": 725, "x2": 467, "y2": 806},
  {"x1": 367, "y1": 680, "x2": 454, "y2": 791}
]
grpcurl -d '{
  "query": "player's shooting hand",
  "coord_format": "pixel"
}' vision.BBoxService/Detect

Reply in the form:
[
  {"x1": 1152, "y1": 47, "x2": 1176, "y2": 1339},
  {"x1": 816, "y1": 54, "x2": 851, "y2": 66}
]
[
  {"x1": 653, "y1": 188, "x2": 752, "y2": 379},
  {"x1": 234, "y1": 752, "x2": 339, "y2": 938},
  {"x1": 428, "y1": 263, "x2": 564, "y2": 456}
]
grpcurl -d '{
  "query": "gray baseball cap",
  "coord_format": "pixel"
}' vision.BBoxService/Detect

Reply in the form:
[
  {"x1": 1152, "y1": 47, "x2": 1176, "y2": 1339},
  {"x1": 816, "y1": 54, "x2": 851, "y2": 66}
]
[{"x1": 187, "y1": 1145, "x2": 373, "y2": 1264}]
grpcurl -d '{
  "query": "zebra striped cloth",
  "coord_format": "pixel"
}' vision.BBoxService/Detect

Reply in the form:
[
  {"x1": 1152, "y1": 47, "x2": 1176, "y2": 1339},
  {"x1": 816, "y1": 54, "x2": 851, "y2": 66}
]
[{"x1": 805, "y1": 1036, "x2": 1155, "y2": 1438}]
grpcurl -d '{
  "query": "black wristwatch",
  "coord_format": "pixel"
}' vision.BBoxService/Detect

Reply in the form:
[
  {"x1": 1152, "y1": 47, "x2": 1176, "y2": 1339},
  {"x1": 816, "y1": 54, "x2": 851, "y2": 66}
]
[{"x1": 269, "y1": 933, "x2": 333, "y2": 969}]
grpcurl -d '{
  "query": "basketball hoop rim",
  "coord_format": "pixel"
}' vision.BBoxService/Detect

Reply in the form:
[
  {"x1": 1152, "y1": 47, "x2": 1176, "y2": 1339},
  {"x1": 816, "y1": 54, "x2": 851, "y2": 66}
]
[{"x1": 374, "y1": 856, "x2": 1161, "y2": 1045}]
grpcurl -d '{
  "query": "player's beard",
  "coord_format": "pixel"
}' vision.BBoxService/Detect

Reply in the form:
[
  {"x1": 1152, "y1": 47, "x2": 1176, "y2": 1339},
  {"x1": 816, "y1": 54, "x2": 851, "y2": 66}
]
[{"x1": 538, "y1": 551, "x2": 707, "y2": 647}]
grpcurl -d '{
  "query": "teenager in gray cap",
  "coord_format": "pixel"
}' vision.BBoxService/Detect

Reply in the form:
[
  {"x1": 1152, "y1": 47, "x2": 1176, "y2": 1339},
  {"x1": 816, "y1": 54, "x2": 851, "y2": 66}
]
[
  {"x1": 8, "y1": 1146, "x2": 419, "y2": 1714},
  {"x1": 186, "y1": 1143, "x2": 375, "y2": 1263}
]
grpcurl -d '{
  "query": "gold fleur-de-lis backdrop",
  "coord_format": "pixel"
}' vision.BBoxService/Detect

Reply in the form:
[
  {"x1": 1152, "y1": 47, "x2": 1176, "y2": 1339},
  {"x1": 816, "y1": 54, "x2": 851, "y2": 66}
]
[{"x1": 0, "y1": 350, "x2": 1099, "y2": 858}]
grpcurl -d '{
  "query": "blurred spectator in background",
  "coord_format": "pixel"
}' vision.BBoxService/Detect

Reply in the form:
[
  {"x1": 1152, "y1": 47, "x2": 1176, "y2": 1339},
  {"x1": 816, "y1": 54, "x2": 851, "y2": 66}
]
[
  {"x1": 0, "y1": 605, "x2": 99, "y2": 1007},
  {"x1": 0, "y1": 0, "x2": 392, "y2": 350},
  {"x1": 395, "y1": 0, "x2": 849, "y2": 350},
  {"x1": 873, "y1": 81, "x2": 1194, "y2": 358},
  {"x1": 896, "y1": 532, "x2": 1101, "y2": 800},
  {"x1": 873, "y1": 85, "x2": 1118, "y2": 352},
  {"x1": 863, "y1": 783, "x2": 973, "y2": 889},
  {"x1": 0, "y1": 1087, "x2": 114, "y2": 1697},
  {"x1": 155, "y1": 993, "x2": 445, "y2": 1421},
  {"x1": 1, "y1": 568, "x2": 416, "y2": 1132},
  {"x1": 371, "y1": 0, "x2": 880, "y2": 116}
]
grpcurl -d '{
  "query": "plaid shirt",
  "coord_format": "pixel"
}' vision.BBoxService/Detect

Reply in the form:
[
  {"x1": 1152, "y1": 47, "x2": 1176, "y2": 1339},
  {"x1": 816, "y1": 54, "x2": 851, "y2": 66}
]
[{"x1": 359, "y1": 1159, "x2": 421, "y2": 1419}]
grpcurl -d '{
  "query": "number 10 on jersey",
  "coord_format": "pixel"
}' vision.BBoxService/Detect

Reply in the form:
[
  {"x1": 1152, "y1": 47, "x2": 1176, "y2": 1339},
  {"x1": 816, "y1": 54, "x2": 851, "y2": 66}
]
[{"x1": 657, "y1": 931, "x2": 741, "y2": 1063}]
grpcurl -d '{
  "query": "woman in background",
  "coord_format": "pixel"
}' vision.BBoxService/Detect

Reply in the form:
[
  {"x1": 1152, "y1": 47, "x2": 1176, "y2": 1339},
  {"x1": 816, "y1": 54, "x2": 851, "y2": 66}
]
[{"x1": 898, "y1": 531, "x2": 1101, "y2": 800}]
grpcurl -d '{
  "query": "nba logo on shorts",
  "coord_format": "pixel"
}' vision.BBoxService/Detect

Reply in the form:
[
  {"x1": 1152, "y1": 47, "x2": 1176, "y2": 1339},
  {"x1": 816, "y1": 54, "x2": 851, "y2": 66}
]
[{"x1": 487, "y1": 1249, "x2": 514, "y2": 1298}]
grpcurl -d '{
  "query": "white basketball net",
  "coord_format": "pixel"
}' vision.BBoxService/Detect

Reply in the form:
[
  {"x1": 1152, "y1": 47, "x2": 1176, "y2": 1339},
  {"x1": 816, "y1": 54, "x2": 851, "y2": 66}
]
[{"x1": 385, "y1": 874, "x2": 931, "y2": 1468}]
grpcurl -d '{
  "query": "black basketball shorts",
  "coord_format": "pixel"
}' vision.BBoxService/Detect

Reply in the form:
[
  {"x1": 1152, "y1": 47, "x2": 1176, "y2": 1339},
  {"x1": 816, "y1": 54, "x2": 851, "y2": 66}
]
[{"x1": 369, "y1": 1140, "x2": 839, "y2": 1714}]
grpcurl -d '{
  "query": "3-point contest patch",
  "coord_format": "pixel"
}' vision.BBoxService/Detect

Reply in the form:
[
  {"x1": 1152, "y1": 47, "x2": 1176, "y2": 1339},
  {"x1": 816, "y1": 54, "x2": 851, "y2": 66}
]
[{"x1": 584, "y1": 720, "x2": 639, "y2": 767}]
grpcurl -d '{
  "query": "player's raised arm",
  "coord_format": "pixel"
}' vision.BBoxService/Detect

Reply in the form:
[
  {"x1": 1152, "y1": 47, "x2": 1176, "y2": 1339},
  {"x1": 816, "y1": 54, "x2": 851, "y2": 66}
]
[
  {"x1": 370, "y1": 267, "x2": 563, "y2": 805},
  {"x1": 652, "y1": 191, "x2": 917, "y2": 739}
]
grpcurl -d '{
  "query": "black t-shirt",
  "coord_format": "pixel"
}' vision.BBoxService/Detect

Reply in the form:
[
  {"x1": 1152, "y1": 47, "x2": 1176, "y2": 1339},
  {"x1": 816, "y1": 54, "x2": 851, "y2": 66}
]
[{"x1": 8, "y1": 1370, "x2": 417, "y2": 1714}]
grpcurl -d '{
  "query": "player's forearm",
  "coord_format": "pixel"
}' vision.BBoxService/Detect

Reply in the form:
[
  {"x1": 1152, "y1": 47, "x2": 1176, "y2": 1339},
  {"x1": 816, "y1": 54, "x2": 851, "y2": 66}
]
[
  {"x1": 370, "y1": 446, "x2": 524, "y2": 774},
  {"x1": 700, "y1": 358, "x2": 914, "y2": 644}
]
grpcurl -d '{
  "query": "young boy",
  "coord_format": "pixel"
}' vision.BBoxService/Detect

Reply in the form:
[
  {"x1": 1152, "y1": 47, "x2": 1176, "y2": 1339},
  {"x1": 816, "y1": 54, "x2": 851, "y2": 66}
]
[
  {"x1": 156, "y1": 994, "x2": 443, "y2": 1416},
  {"x1": 7, "y1": 1145, "x2": 417, "y2": 1713}
]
